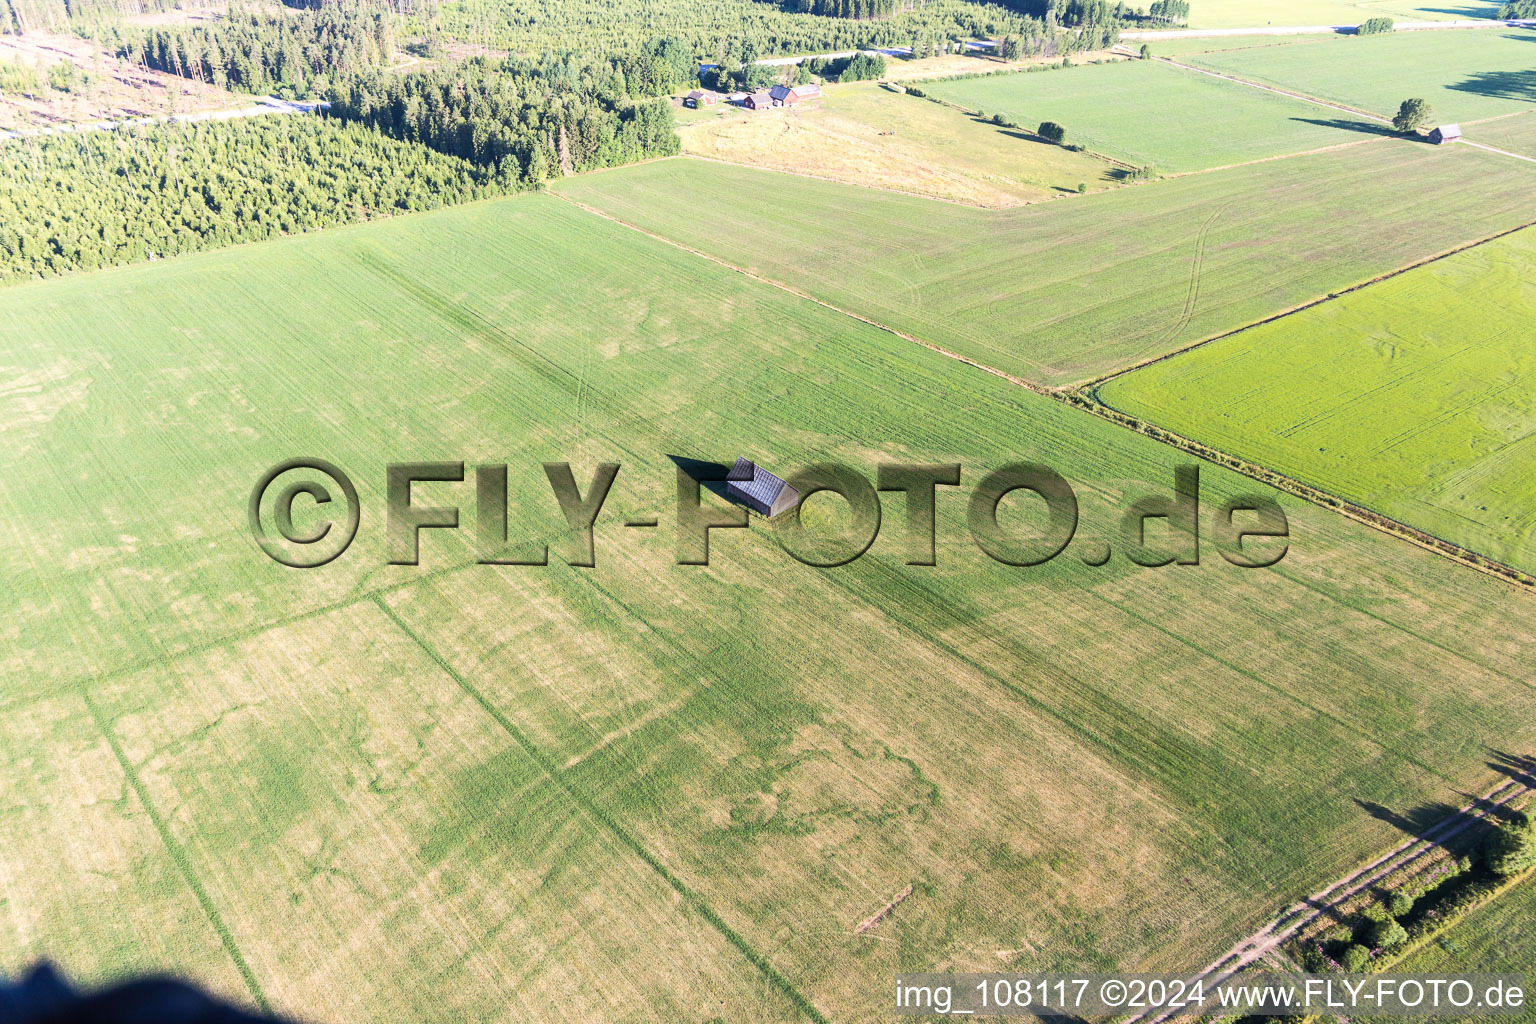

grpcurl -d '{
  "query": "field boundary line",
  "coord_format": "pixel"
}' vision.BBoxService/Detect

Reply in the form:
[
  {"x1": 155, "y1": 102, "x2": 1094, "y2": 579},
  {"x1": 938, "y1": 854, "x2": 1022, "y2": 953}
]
[
  {"x1": 1080, "y1": 211, "x2": 1536, "y2": 389},
  {"x1": 552, "y1": 187, "x2": 1536, "y2": 593},
  {"x1": 78, "y1": 688, "x2": 272, "y2": 1014},
  {"x1": 370, "y1": 595, "x2": 832, "y2": 1024},
  {"x1": 40, "y1": 558, "x2": 483, "y2": 710},
  {"x1": 1463, "y1": 138, "x2": 1536, "y2": 164},
  {"x1": 908, "y1": 91, "x2": 1141, "y2": 171},
  {"x1": 1158, "y1": 135, "x2": 1381, "y2": 179},
  {"x1": 1123, "y1": 773, "x2": 1536, "y2": 1024},
  {"x1": 549, "y1": 188, "x2": 1060, "y2": 401},
  {"x1": 1075, "y1": 392, "x2": 1536, "y2": 593},
  {"x1": 1153, "y1": 54, "x2": 1393, "y2": 122}
]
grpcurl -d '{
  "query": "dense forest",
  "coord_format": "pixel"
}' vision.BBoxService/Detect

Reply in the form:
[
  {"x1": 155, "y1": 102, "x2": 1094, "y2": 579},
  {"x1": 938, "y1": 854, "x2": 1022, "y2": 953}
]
[
  {"x1": 0, "y1": 115, "x2": 499, "y2": 281},
  {"x1": 791, "y1": 0, "x2": 914, "y2": 21},
  {"x1": 432, "y1": 0, "x2": 1081, "y2": 61},
  {"x1": 113, "y1": 4, "x2": 395, "y2": 96},
  {"x1": 327, "y1": 56, "x2": 680, "y2": 180}
]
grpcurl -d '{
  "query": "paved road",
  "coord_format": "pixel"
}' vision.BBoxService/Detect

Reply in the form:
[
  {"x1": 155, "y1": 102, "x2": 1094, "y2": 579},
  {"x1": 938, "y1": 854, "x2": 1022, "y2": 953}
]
[
  {"x1": 1122, "y1": 16, "x2": 1536, "y2": 39},
  {"x1": 748, "y1": 39, "x2": 995, "y2": 67},
  {"x1": 0, "y1": 96, "x2": 329, "y2": 141}
]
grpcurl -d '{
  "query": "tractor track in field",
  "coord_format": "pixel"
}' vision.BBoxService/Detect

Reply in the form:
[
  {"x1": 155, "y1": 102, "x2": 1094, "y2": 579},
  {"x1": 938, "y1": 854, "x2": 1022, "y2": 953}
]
[
  {"x1": 1124, "y1": 773, "x2": 1536, "y2": 1024},
  {"x1": 1157, "y1": 198, "x2": 1234, "y2": 352}
]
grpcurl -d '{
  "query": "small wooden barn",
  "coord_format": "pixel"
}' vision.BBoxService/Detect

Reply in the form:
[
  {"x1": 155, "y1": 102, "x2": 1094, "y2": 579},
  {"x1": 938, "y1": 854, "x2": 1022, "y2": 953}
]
[
  {"x1": 745, "y1": 91, "x2": 775, "y2": 111},
  {"x1": 1428, "y1": 124, "x2": 1462, "y2": 144},
  {"x1": 684, "y1": 89, "x2": 720, "y2": 108},
  {"x1": 723, "y1": 458, "x2": 800, "y2": 518}
]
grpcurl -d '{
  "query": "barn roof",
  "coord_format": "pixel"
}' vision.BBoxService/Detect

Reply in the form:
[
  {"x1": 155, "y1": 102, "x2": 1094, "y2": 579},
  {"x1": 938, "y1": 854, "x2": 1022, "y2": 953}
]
[
  {"x1": 791, "y1": 83, "x2": 821, "y2": 97},
  {"x1": 1436, "y1": 123, "x2": 1463, "y2": 138},
  {"x1": 723, "y1": 458, "x2": 796, "y2": 517},
  {"x1": 769, "y1": 84, "x2": 794, "y2": 100}
]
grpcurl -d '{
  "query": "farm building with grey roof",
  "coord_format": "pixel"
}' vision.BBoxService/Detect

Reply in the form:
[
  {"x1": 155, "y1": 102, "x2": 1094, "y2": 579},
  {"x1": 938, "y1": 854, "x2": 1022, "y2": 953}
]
[{"x1": 724, "y1": 458, "x2": 800, "y2": 517}]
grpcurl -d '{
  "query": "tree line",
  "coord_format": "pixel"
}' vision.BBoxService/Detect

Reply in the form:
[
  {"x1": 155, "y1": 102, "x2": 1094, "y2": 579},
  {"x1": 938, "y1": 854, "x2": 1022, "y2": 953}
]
[
  {"x1": 109, "y1": 3, "x2": 395, "y2": 97},
  {"x1": 0, "y1": 115, "x2": 499, "y2": 282},
  {"x1": 790, "y1": 0, "x2": 911, "y2": 21},
  {"x1": 428, "y1": 0, "x2": 1074, "y2": 64},
  {"x1": 324, "y1": 56, "x2": 680, "y2": 183},
  {"x1": 2, "y1": 0, "x2": 178, "y2": 35}
]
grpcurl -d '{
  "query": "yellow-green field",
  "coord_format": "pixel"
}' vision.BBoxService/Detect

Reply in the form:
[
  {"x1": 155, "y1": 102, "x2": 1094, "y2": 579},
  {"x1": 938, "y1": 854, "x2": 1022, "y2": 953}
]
[
  {"x1": 1099, "y1": 226, "x2": 1536, "y2": 576},
  {"x1": 677, "y1": 81, "x2": 1118, "y2": 206},
  {"x1": 8, "y1": 192, "x2": 1536, "y2": 1023}
]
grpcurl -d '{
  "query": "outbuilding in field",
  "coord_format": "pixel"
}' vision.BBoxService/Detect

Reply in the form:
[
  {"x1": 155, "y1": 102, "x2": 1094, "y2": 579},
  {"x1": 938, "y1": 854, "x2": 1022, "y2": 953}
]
[
  {"x1": 745, "y1": 91, "x2": 775, "y2": 110},
  {"x1": 723, "y1": 458, "x2": 800, "y2": 518},
  {"x1": 790, "y1": 83, "x2": 822, "y2": 101},
  {"x1": 1428, "y1": 124, "x2": 1462, "y2": 144},
  {"x1": 769, "y1": 84, "x2": 799, "y2": 106},
  {"x1": 684, "y1": 89, "x2": 720, "y2": 108}
]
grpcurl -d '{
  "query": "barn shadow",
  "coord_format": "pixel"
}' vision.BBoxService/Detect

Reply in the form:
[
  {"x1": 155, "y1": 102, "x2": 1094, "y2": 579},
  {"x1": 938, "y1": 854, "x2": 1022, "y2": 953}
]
[
  {"x1": 1450, "y1": 68, "x2": 1536, "y2": 104},
  {"x1": 667, "y1": 455, "x2": 737, "y2": 500},
  {"x1": 1290, "y1": 116, "x2": 1399, "y2": 138}
]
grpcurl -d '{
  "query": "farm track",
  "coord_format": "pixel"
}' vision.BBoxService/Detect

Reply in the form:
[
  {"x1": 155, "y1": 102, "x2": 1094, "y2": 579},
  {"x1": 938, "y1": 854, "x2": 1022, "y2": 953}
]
[
  {"x1": 549, "y1": 184, "x2": 1536, "y2": 594},
  {"x1": 1124, "y1": 773, "x2": 1536, "y2": 1024},
  {"x1": 1153, "y1": 54, "x2": 1392, "y2": 122},
  {"x1": 1155, "y1": 52, "x2": 1536, "y2": 170}
]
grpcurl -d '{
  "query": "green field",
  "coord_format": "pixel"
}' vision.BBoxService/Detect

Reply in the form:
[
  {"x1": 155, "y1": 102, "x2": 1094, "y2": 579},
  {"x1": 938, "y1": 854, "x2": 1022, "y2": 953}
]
[
  {"x1": 557, "y1": 143, "x2": 1536, "y2": 385},
  {"x1": 1185, "y1": 29, "x2": 1536, "y2": 122},
  {"x1": 922, "y1": 58, "x2": 1387, "y2": 172},
  {"x1": 1100, "y1": 226, "x2": 1536, "y2": 575},
  {"x1": 1365, "y1": 875, "x2": 1536, "y2": 1023},
  {"x1": 8, "y1": 192, "x2": 1536, "y2": 1022},
  {"x1": 1476, "y1": 110, "x2": 1536, "y2": 158},
  {"x1": 1177, "y1": 0, "x2": 1501, "y2": 29}
]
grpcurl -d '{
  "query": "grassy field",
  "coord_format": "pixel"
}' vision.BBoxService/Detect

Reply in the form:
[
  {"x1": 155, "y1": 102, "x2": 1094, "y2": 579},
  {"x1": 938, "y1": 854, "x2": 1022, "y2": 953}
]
[
  {"x1": 677, "y1": 81, "x2": 1119, "y2": 206},
  {"x1": 922, "y1": 58, "x2": 1387, "y2": 172},
  {"x1": 1364, "y1": 874, "x2": 1536, "y2": 1023},
  {"x1": 1184, "y1": 29, "x2": 1536, "y2": 122},
  {"x1": 1177, "y1": 0, "x2": 1501, "y2": 29},
  {"x1": 557, "y1": 143, "x2": 1536, "y2": 385},
  {"x1": 7, "y1": 192, "x2": 1536, "y2": 1022},
  {"x1": 1099, "y1": 227, "x2": 1536, "y2": 576},
  {"x1": 1475, "y1": 110, "x2": 1536, "y2": 157}
]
